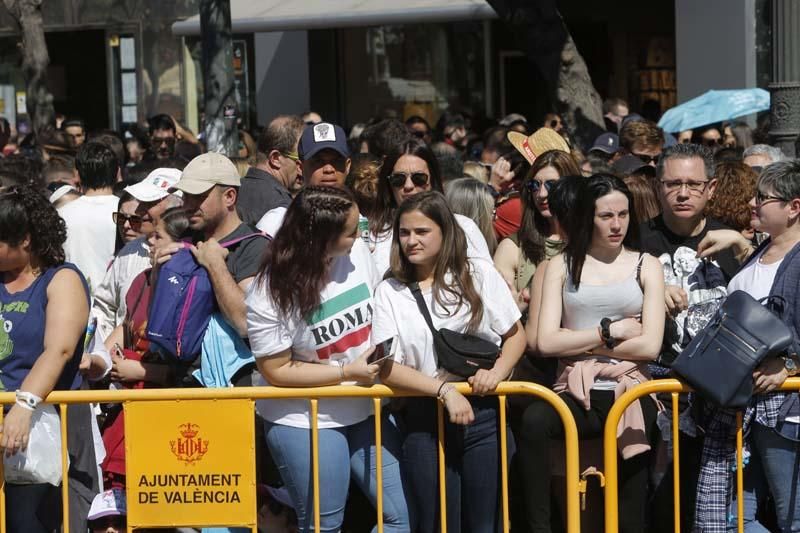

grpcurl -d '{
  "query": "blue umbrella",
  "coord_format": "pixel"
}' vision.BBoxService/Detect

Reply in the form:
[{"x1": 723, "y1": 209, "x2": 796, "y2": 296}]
[{"x1": 657, "y1": 88, "x2": 770, "y2": 133}]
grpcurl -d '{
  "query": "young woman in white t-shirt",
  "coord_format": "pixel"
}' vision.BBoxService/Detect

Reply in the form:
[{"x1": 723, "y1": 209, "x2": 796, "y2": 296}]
[
  {"x1": 246, "y1": 186, "x2": 409, "y2": 532},
  {"x1": 372, "y1": 191, "x2": 525, "y2": 533},
  {"x1": 368, "y1": 138, "x2": 492, "y2": 276}
]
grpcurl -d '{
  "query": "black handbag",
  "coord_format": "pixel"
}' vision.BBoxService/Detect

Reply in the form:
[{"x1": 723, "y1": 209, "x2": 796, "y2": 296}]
[
  {"x1": 408, "y1": 282, "x2": 499, "y2": 377},
  {"x1": 672, "y1": 290, "x2": 793, "y2": 408}
]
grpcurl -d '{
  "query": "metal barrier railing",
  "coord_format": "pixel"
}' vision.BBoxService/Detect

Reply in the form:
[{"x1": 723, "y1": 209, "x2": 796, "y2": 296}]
[
  {"x1": 602, "y1": 377, "x2": 800, "y2": 533},
  {"x1": 0, "y1": 381, "x2": 583, "y2": 533}
]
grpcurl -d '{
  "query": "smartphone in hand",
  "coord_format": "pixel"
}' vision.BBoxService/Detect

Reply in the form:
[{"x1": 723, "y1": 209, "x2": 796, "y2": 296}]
[{"x1": 368, "y1": 337, "x2": 398, "y2": 365}]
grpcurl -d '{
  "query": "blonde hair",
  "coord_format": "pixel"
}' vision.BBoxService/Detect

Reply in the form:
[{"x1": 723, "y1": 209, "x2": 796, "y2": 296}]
[{"x1": 444, "y1": 177, "x2": 498, "y2": 254}]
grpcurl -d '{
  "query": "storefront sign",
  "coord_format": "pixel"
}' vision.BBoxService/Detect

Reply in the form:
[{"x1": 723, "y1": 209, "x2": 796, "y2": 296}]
[{"x1": 125, "y1": 399, "x2": 256, "y2": 528}]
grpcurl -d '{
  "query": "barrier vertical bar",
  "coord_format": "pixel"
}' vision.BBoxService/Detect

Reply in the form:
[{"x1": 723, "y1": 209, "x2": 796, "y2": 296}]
[
  {"x1": 310, "y1": 399, "x2": 320, "y2": 533},
  {"x1": 60, "y1": 403, "x2": 69, "y2": 530},
  {"x1": 373, "y1": 398, "x2": 384, "y2": 533},
  {"x1": 0, "y1": 407, "x2": 5, "y2": 533},
  {"x1": 671, "y1": 393, "x2": 681, "y2": 533},
  {"x1": 736, "y1": 412, "x2": 744, "y2": 533},
  {"x1": 498, "y1": 395, "x2": 510, "y2": 533},
  {"x1": 437, "y1": 401, "x2": 447, "y2": 533}
]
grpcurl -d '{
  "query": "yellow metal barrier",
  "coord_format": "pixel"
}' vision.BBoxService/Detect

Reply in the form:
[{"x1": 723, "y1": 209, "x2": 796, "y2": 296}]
[
  {"x1": 602, "y1": 377, "x2": 800, "y2": 533},
  {"x1": 0, "y1": 381, "x2": 583, "y2": 533}
]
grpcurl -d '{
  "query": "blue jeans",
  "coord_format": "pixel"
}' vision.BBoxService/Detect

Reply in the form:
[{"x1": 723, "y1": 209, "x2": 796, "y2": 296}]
[
  {"x1": 732, "y1": 421, "x2": 800, "y2": 532},
  {"x1": 264, "y1": 414, "x2": 409, "y2": 533},
  {"x1": 400, "y1": 396, "x2": 513, "y2": 533}
]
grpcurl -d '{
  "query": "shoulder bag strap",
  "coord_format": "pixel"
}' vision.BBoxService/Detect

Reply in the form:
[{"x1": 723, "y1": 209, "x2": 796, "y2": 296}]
[
  {"x1": 408, "y1": 282, "x2": 439, "y2": 336},
  {"x1": 220, "y1": 231, "x2": 271, "y2": 248}
]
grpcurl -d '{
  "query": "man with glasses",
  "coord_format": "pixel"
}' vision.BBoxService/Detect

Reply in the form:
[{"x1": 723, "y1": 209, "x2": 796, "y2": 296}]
[
  {"x1": 238, "y1": 115, "x2": 304, "y2": 226},
  {"x1": 147, "y1": 114, "x2": 177, "y2": 160},
  {"x1": 619, "y1": 118, "x2": 664, "y2": 168},
  {"x1": 92, "y1": 167, "x2": 183, "y2": 341},
  {"x1": 636, "y1": 143, "x2": 740, "y2": 532}
]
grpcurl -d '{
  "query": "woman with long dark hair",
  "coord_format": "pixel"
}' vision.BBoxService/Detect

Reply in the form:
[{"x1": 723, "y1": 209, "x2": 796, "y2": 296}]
[
  {"x1": 493, "y1": 150, "x2": 581, "y2": 311},
  {"x1": 368, "y1": 138, "x2": 491, "y2": 275},
  {"x1": 517, "y1": 175, "x2": 665, "y2": 532},
  {"x1": 0, "y1": 186, "x2": 95, "y2": 532},
  {"x1": 373, "y1": 191, "x2": 525, "y2": 532},
  {"x1": 246, "y1": 186, "x2": 409, "y2": 532}
]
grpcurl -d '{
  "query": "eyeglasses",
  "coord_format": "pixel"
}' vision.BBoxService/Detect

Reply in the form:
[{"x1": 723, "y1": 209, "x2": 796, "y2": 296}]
[
  {"x1": 388, "y1": 172, "x2": 429, "y2": 188},
  {"x1": 411, "y1": 130, "x2": 428, "y2": 139},
  {"x1": 660, "y1": 180, "x2": 710, "y2": 194},
  {"x1": 112, "y1": 212, "x2": 152, "y2": 227},
  {"x1": 755, "y1": 191, "x2": 788, "y2": 206},
  {"x1": 525, "y1": 180, "x2": 557, "y2": 194},
  {"x1": 632, "y1": 152, "x2": 661, "y2": 165},
  {"x1": 281, "y1": 151, "x2": 300, "y2": 162}
]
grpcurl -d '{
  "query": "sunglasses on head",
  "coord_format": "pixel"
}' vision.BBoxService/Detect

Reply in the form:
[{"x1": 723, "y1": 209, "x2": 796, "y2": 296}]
[
  {"x1": 388, "y1": 172, "x2": 429, "y2": 188},
  {"x1": 525, "y1": 180, "x2": 556, "y2": 193},
  {"x1": 112, "y1": 212, "x2": 151, "y2": 227}
]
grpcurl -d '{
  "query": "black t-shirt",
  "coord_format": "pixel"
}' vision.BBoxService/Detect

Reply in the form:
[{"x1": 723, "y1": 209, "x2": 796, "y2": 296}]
[
  {"x1": 637, "y1": 215, "x2": 739, "y2": 281},
  {"x1": 637, "y1": 215, "x2": 740, "y2": 366},
  {"x1": 220, "y1": 223, "x2": 269, "y2": 283}
]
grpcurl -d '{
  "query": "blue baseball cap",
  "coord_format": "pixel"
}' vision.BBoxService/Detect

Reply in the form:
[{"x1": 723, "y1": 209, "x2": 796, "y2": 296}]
[
  {"x1": 590, "y1": 132, "x2": 620, "y2": 154},
  {"x1": 298, "y1": 122, "x2": 350, "y2": 161}
]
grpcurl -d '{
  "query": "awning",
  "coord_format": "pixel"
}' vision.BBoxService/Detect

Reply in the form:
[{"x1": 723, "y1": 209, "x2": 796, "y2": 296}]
[{"x1": 172, "y1": 0, "x2": 497, "y2": 36}]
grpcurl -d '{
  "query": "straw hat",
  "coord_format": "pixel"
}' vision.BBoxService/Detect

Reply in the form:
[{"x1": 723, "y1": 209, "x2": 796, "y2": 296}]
[{"x1": 507, "y1": 128, "x2": 570, "y2": 164}]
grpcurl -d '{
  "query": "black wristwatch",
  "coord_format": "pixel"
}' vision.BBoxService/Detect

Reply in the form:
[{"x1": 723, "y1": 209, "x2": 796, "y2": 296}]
[{"x1": 600, "y1": 318, "x2": 615, "y2": 349}]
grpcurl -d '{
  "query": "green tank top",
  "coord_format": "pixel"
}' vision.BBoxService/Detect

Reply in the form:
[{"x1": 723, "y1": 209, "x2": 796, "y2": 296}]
[{"x1": 507, "y1": 232, "x2": 564, "y2": 292}]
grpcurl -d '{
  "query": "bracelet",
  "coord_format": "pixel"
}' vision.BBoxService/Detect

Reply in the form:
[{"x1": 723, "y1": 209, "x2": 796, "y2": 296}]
[
  {"x1": 338, "y1": 362, "x2": 346, "y2": 382},
  {"x1": 436, "y1": 381, "x2": 448, "y2": 398},
  {"x1": 437, "y1": 383, "x2": 455, "y2": 403},
  {"x1": 15, "y1": 398, "x2": 35, "y2": 411},
  {"x1": 15, "y1": 390, "x2": 42, "y2": 410}
]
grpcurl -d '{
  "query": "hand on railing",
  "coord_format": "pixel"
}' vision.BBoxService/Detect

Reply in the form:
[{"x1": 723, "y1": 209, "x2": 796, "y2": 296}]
[{"x1": 442, "y1": 387, "x2": 475, "y2": 425}]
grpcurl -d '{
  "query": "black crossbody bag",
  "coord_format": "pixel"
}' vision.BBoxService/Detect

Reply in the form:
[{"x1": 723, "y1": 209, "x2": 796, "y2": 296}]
[
  {"x1": 408, "y1": 282, "x2": 499, "y2": 378},
  {"x1": 672, "y1": 290, "x2": 793, "y2": 408}
]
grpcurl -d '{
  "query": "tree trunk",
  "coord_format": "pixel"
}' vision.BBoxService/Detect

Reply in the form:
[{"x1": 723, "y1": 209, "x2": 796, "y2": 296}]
[
  {"x1": 2, "y1": 0, "x2": 55, "y2": 136},
  {"x1": 486, "y1": 0, "x2": 605, "y2": 150},
  {"x1": 199, "y1": 0, "x2": 238, "y2": 155}
]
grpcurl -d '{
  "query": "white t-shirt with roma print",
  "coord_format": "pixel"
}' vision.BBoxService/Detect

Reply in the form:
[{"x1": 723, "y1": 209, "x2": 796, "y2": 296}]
[{"x1": 246, "y1": 239, "x2": 380, "y2": 428}]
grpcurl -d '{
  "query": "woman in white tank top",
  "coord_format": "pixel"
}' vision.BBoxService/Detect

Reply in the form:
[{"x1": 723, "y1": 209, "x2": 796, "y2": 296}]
[{"x1": 515, "y1": 174, "x2": 665, "y2": 533}]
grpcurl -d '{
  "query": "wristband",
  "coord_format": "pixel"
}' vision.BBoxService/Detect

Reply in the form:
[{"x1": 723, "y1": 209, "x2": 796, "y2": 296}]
[
  {"x1": 15, "y1": 390, "x2": 42, "y2": 410},
  {"x1": 338, "y1": 362, "x2": 346, "y2": 382}
]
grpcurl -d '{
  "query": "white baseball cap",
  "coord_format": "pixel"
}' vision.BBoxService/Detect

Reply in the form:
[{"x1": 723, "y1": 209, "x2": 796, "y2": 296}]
[
  {"x1": 88, "y1": 488, "x2": 127, "y2": 520},
  {"x1": 124, "y1": 167, "x2": 183, "y2": 202}
]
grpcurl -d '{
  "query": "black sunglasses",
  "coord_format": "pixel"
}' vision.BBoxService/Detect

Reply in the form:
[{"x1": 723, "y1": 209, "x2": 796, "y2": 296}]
[
  {"x1": 388, "y1": 172, "x2": 429, "y2": 188},
  {"x1": 112, "y1": 212, "x2": 151, "y2": 227},
  {"x1": 632, "y1": 152, "x2": 660, "y2": 165},
  {"x1": 525, "y1": 180, "x2": 556, "y2": 194}
]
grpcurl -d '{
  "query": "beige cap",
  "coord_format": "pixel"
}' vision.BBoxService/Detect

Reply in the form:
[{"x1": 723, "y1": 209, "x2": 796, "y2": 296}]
[
  {"x1": 508, "y1": 128, "x2": 570, "y2": 165},
  {"x1": 173, "y1": 152, "x2": 240, "y2": 195}
]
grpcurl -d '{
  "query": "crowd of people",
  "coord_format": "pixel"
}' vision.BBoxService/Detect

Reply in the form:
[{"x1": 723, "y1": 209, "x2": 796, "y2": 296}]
[{"x1": 0, "y1": 101, "x2": 798, "y2": 533}]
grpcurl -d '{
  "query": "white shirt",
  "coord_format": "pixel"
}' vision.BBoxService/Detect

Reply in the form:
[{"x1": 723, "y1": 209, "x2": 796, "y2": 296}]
[
  {"x1": 372, "y1": 258, "x2": 520, "y2": 381},
  {"x1": 59, "y1": 195, "x2": 119, "y2": 295},
  {"x1": 727, "y1": 248, "x2": 783, "y2": 301},
  {"x1": 91, "y1": 237, "x2": 152, "y2": 342},
  {"x1": 256, "y1": 207, "x2": 287, "y2": 237},
  {"x1": 246, "y1": 239, "x2": 380, "y2": 428},
  {"x1": 368, "y1": 214, "x2": 492, "y2": 277}
]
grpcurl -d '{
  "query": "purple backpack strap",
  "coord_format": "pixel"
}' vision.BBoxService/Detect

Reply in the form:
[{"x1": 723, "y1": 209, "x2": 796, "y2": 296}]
[{"x1": 220, "y1": 231, "x2": 271, "y2": 248}]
